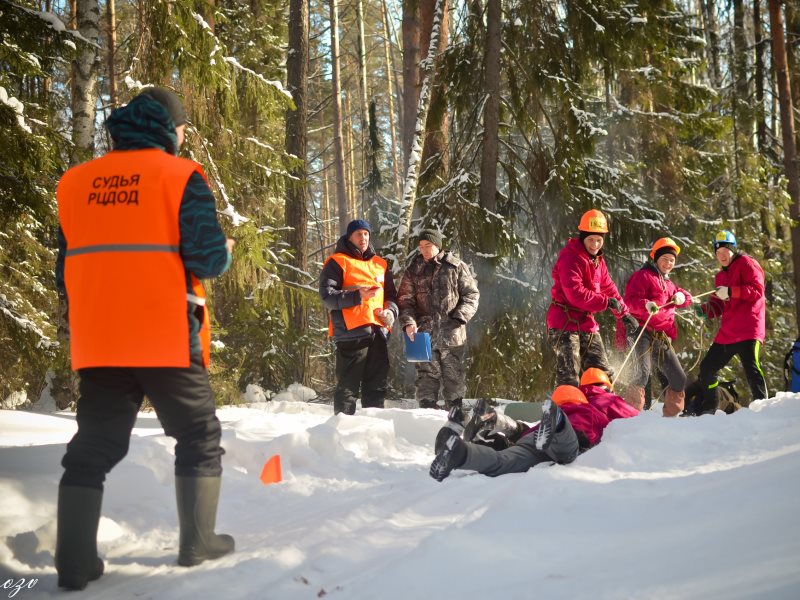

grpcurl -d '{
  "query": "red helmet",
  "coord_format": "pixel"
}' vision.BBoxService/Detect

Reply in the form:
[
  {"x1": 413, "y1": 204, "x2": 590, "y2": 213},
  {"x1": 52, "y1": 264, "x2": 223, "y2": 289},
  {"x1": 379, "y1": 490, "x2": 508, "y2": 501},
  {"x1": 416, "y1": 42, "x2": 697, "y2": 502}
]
[
  {"x1": 580, "y1": 368, "x2": 612, "y2": 388},
  {"x1": 551, "y1": 385, "x2": 588, "y2": 406},
  {"x1": 578, "y1": 209, "x2": 608, "y2": 234}
]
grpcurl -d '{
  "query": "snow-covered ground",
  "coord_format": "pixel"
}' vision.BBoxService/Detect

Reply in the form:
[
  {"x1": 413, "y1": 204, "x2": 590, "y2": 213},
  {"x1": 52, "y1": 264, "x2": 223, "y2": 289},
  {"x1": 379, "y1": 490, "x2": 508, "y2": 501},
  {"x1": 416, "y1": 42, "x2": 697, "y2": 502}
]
[{"x1": 1, "y1": 390, "x2": 799, "y2": 599}]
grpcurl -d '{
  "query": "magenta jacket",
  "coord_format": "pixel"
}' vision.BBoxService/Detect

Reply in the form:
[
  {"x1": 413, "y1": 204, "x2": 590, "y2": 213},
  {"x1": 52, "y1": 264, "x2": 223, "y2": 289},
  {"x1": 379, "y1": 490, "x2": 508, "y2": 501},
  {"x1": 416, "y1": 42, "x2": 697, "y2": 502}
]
[
  {"x1": 622, "y1": 262, "x2": 692, "y2": 340},
  {"x1": 543, "y1": 385, "x2": 638, "y2": 447},
  {"x1": 705, "y1": 254, "x2": 766, "y2": 344},
  {"x1": 546, "y1": 238, "x2": 627, "y2": 333},
  {"x1": 521, "y1": 385, "x2": 638, "y2": 447}
]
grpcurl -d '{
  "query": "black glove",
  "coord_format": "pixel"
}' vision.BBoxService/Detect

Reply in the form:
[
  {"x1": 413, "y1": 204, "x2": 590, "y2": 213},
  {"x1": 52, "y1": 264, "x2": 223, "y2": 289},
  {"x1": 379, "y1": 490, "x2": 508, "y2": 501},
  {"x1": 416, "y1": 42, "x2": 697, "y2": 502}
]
[
  {"x1": 607, "y1": 297, "x2": 622, "y2": 312},
  {"x1": 622, "y1": 313, "x2": 639, "y2": 337}
]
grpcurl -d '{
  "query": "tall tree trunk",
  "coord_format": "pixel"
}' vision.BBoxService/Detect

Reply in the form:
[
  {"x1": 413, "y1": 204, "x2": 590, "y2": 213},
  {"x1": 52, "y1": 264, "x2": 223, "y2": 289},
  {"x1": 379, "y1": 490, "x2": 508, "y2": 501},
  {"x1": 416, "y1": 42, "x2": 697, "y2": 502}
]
[
  {"x1": 396, "y1": 0, "x2": 446, "y2": 256},
  {"x1": 733, "y1": 0, "x2": 753, "y2": 145},
  {"x1": 382, "y1": 0, "x2": 401, "y2": 199},
  {"x1": 418, "y1": 0, "x2": 449, "y2": 186},
  {"x1": 107, "y1": 0, "x2": 117, "y2": 108},
  {"x1": 402, "y1": 0, "x2": 420, "y2": 169},
  {"x1": 754, "y1": 0, "x2": 767, "y2": 154},
  {"x1": 701, "y1": 0, "x2": 722, "y2": 88},
  {"x1": 329, "y1": 0, "x2": 349, "y2": 232},
  {"x1": 786, "y1": 2, "x2": 800, "y2": 154},
  {"x1": 285, "y1": 0, "x2": 310, "y2": 384},
  {"x1": 204, "y1": 0, "x2": 215, "y2": 32},
  {"x1": 356, "y1": 0, "x2": 370, "y2": 212},
  {"x1": 768, "y1": 0, "x2": 800, "y2": 332},
  {"x1": 477, "y1": 0, "x2": 501, "y2": 284},
  {"x1": 70, "y1": 0, "x2": 101, "y2": 165},
  {"x1": 343, "y1": 93, "x2": 358, "y2": 216}
]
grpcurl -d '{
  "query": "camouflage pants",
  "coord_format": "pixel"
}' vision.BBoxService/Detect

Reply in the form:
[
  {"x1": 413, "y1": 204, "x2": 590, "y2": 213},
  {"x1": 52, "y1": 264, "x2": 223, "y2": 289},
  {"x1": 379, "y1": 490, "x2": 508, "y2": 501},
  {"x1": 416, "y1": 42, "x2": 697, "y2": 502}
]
[
  {"x1": 547, "y1": 328, "x2": 612, "y2": 387},
  {"x1": 415, "y1": 345, "x2": 466, "y2": 409}
]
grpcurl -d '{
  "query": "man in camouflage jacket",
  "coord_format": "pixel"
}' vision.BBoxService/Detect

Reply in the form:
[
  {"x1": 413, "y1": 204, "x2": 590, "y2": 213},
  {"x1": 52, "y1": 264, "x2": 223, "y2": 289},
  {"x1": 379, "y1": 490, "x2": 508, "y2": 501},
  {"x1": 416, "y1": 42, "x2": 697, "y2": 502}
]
[{"x1": 398, "y1": 230, "x2": 480, "y2": 409}]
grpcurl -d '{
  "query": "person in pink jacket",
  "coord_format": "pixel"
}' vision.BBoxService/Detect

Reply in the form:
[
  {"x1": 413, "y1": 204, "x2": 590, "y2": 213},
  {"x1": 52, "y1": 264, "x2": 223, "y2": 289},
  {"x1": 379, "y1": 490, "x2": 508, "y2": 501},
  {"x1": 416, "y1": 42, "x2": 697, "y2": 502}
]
[
  {"x1": 546, "y1": 209, "x2": 638, "y2": 387},
  {"x1": 619, "y1": 237, "x2": 693, "y2": 416},
  {"x1": 694, "y1": 230, "x2": 767, "y2": 413},
  {"x1": 429, "y1": 381, "x2": 637, "y2": 481}
]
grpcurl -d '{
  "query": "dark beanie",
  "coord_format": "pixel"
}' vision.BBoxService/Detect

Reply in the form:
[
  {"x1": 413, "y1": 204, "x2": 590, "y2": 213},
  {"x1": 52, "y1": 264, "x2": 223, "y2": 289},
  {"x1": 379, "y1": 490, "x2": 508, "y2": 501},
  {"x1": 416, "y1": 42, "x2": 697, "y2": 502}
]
[
  {"x1": 418, "y1": 229, "x2": 443, "y2": 248},
  {"x1": 346, "y1": 219, "x2": 372, "y2": 237},
  {"x1": 579, "y1": 230, "x2": 605, "y2": 242},
  {"x1": 653, "y1": 246, "x2": 678, "y2": 262},
  {"x1": 139, "y1": 87, "x2": 188, "y2": 126}
]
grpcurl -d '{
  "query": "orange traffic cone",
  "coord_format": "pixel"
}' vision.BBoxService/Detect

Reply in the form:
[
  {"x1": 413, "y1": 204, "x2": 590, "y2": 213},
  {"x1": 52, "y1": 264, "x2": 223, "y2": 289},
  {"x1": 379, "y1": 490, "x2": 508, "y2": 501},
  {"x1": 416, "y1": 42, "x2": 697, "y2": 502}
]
[{"x1": 260, "y1": 454, "x2": 282, "y2": 485}]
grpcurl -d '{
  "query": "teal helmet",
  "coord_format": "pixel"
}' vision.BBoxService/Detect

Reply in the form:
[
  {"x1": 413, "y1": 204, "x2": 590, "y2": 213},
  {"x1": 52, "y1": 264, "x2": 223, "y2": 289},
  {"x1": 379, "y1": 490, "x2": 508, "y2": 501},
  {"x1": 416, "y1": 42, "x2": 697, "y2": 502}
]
[{"x1": 713, "y1": 230, "x2": 737, "y2": 251}]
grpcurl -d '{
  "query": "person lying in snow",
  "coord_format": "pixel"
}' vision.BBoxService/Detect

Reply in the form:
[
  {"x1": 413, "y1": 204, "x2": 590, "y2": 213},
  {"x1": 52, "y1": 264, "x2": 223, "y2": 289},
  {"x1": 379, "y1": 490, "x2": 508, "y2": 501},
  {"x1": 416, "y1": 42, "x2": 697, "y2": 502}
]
[{"x1": 429, "y1": 375, "x2": 638, "y2": 482}]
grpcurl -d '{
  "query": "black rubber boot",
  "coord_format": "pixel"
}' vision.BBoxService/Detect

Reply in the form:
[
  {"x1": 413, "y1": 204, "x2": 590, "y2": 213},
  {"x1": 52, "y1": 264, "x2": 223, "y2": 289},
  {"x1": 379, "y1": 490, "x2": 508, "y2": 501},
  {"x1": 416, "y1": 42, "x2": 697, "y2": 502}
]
[
  {"x1": 55, "y1": 485, "x2": 104, "y2": 590},
  {"x1": 176, "y1": 476, "x2": 235, "y2": 567}
]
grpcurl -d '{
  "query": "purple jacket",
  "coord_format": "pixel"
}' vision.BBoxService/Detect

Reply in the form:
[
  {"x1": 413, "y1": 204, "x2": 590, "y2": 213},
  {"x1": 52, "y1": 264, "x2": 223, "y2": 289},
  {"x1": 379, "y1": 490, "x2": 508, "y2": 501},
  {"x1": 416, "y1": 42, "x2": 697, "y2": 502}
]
[{"x1": 546, "y1": 238, "x2": 627, "y2": 333}]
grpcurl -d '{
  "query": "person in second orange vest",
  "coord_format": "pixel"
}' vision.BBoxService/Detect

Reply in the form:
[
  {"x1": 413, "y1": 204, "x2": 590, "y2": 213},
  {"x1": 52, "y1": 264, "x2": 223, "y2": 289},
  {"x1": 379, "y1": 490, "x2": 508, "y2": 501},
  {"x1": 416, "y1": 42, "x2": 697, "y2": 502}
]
[
  {"x1": 54, "y1": 88, "x2": 234, "y2": 590},
  {"x1": 320, "y1": 219, "x2": 399, "y2": 415}
]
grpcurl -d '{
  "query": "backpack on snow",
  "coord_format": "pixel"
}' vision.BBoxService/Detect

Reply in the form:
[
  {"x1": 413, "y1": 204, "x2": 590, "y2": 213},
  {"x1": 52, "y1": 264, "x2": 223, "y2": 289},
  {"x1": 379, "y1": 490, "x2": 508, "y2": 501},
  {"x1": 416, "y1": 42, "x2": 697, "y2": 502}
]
[{"x1": 783, "y1": 338, "x2": 800, "y2": 392}]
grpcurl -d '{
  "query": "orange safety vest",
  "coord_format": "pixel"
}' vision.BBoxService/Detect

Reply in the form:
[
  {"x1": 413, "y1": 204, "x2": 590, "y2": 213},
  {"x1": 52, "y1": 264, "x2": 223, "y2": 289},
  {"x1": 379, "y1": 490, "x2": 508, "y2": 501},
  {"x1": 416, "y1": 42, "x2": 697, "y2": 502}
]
[
  {"x1": 56, "y1": 148, "x2": 211, "y2": 369},
  {"x1": 325, "y1": 252, "x2": 387, "y2": 335}
]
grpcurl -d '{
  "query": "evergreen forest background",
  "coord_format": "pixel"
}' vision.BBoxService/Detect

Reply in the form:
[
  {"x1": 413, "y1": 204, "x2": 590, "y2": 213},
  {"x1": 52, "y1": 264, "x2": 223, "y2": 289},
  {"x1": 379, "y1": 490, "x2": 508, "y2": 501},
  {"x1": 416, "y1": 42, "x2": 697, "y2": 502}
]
[{"x1": 3, "y1": 0, "x2": 800, "y2": 408}]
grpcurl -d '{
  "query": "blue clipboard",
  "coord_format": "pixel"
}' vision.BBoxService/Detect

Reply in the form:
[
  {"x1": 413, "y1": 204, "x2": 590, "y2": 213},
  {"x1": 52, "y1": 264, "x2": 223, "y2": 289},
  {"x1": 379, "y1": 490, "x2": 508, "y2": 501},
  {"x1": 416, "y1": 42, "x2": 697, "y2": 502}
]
[{"x1": 404, "y1": 332, "x2": 432, "y2": 362}]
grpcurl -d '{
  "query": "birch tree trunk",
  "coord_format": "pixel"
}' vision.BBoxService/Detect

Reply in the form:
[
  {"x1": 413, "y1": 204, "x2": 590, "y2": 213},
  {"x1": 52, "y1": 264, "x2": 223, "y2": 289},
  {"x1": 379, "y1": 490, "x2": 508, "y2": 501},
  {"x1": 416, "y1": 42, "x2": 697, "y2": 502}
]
[
  {"x1": 396, "y1": 0, "x2": 446, "y2": 256},
  {"x1": 768, "y1": 0, "x2": 800, "y2": 332},
  {"x1": 285, "y1": 0, "x2": 310, "y2": 384},
  {"x1": 329, "y1": 0, "x2": 349, "y2": 232},
  {"x1": 107, "y1": 0, "x2": 117, "y2": 107},
  {"x1": 70, "y1": 0, "x2": 100, "y2": 165}
]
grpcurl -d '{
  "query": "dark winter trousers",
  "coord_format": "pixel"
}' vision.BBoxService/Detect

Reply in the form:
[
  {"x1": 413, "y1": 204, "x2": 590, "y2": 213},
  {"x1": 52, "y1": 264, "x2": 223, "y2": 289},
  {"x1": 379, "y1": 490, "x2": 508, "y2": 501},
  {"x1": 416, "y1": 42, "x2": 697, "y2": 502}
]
[
  {"x1": 629, "y1": 331, "x2": 686, "y2": 391},
  {"x1": 334, "y1": 333, "x2": 389, "y2": 415},
  {"x1": 698, "y1": 340, "x2": 767, "y2": 412},
  {"x1": 548, "y1": 328, "x2": 612, "y2": 387},
  {"x1": 414, "y1": 345, "x2": 466, "y2": 409},
  {"x1": 61, "y1": 357, "x2": 224, "y2": 490},
  {"x1": 459, "y1": 417, "x2": 580, "y2": 477}
]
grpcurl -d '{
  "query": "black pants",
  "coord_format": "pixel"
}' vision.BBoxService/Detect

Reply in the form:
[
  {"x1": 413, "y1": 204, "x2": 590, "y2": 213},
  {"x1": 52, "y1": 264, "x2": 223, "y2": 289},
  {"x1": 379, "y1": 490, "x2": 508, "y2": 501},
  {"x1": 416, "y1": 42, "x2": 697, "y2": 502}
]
[
  {"x1": 334, "y1": 333, "x2": 389, "y2": 415},
  {"x1": 698, "y1": 340, "x2": 767, "y2": 412},
  {"x1": 61, "y1": 357, "x2": 224, "y2": 490}
]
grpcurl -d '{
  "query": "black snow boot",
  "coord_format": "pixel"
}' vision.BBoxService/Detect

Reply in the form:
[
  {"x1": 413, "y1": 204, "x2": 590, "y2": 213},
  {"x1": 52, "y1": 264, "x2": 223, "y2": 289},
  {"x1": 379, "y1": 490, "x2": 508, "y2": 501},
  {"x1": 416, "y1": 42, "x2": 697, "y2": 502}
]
[
  {"x1": 533, "y1": 399, "x2": 564, "y2": 451},
  {"x1": 429, "y1": 430, "x2": 467, "y2": 482},
  {"x1": 55, "y1": 485, "x2": 105, "y2": 590},
  {"x1": 462, "y1": 398, "x2": 491, "y2": 442},
  {"x1": 435, "y1": 402, "x2": 467, "y2": 453},
  {"x1": 175, "y1": 476, "x2": 235, "y2": 567}
]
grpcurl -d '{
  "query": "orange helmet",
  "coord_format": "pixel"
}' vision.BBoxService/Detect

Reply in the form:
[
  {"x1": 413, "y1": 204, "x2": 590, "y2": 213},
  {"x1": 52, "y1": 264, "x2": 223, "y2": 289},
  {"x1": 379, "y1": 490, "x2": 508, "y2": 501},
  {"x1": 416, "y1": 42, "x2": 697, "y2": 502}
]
[
  {"x1": 551, "y1": 385, "x2": 588, "y2": 406},
  {"x1": 579, "y1": 368, "x2": 612, "y2": 388},
  {"x1": 650, "y1": 237, "x2": 681, "y2": 260},
  {"x1": 578, "y1": 209, "x2": 608, "y2": 234}
]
